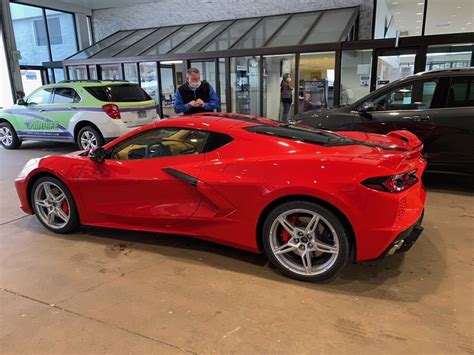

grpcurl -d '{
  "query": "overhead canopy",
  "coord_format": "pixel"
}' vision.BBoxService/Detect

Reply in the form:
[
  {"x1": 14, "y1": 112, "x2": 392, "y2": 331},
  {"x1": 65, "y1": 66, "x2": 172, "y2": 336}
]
[{"x1": 67, "y1": 7, "x2": 358, "y2": 61}]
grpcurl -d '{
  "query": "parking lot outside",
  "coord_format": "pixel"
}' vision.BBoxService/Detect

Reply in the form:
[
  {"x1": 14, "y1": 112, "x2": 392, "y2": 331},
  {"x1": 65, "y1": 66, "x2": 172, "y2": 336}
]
[{"x1": 1, "y1": 141, "x2": 472, "y2": 353}]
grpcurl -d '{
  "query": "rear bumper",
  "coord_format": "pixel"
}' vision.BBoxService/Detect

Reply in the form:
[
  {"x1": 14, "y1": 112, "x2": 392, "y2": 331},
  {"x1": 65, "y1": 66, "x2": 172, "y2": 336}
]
[{"x1": 374, "y1": 211, "x2": 424, "y2": 260}]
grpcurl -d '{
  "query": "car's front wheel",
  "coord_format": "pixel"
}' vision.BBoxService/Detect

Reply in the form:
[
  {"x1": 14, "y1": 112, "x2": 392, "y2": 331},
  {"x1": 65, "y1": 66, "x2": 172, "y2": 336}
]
[
  {"x1": 31, "y1": 176, "x2": 79, "y2": 234},
  {"x1": 0, "y1": 122, "x2": 22, "y2": 149},
  {"x1": 77, "y1": 126, "x2": 104, "y2": 150},
  {"x1": 262, "y1": 201, "x2": 350, "y2": 282}
]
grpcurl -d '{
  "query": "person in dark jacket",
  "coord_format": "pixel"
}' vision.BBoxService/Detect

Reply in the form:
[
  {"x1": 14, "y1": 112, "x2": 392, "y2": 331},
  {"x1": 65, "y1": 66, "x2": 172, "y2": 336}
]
[
  {"x1": 174, "y1": 67, "x2": 219, "y2": 115},
  {"x1": 280, "y1": 73, "x2": 293, "y2": 122}
]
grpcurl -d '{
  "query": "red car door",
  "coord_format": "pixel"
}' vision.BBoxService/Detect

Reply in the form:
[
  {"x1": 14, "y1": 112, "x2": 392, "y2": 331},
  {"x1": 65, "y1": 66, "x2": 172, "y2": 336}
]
[{"x1": 76, "y1": 128, "x2": 207, "y2": 230}]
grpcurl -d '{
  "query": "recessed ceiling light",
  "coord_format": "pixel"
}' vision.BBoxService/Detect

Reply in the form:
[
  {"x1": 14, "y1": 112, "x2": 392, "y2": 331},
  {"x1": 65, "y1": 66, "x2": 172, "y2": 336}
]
[
  {"x1": 456, "y1": 6, "x2": 462, "y2": 8},
  {"x1": 395, "y1": 12, "x2": 401, "y2": 15},
  {"x1": 416, "y1": 20, "x2": 422, "y2": 23},
  {"x1": 392, "y1": 1, "x2": 399, "y2": 4},
  {"x1": 417, "y1": 2, "x2": 424, "y2": 5},
  {"x1": 416, "y1": 12, "x2": 423, "y2": 15},
  {"x1": 451, "y1": 14, "x2": 457, "y2": 17},
  {"x1": 467, "y1": 22, "x2": 472, "y2": 25}
]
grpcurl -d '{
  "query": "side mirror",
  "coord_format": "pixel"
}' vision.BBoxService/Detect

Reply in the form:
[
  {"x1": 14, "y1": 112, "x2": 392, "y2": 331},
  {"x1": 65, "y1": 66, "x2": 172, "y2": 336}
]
[
  {"x1": 89, "y1": 147, "x2": 106, "y2": 163},
  {"x1": 358, "y1": 101, "x2": 375, "y2": 113},
  {"x1": 16, "y1": 98, "x2": 27, "y2": 106}
]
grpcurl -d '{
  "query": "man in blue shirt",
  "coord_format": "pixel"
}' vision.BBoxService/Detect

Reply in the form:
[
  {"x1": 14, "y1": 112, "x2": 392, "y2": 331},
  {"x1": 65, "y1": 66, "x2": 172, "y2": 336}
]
[{"x1": 174, "y1": 67, "x2": 220, "y2": 115}]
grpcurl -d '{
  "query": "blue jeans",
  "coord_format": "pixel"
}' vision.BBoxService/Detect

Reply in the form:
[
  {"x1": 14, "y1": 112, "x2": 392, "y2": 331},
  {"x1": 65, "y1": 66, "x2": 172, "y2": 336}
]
[{"x1": 281, "y1": 101, "x2": 292, "y2": 122}]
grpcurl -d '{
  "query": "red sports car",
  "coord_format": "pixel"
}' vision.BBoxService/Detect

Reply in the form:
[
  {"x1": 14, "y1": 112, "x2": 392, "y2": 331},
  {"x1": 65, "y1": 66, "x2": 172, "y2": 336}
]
[{"x1": 15, "y1": 113, "x2": 426, "y2": 282}]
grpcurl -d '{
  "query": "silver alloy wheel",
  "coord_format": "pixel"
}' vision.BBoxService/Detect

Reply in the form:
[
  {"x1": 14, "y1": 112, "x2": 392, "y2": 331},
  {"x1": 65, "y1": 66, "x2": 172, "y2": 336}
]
[
  {"x1": 0, "y1": 127, "x2": 13, "y2": 147},
  {"x1": 269, "y1": 208, "x2": 339, "y2": 276},
  {"x1": 33, "y1": 182, "x2": 70, "y2": 229},
  {"x1": 80, "y1": 130, "x2": 98, "y2": 150}
]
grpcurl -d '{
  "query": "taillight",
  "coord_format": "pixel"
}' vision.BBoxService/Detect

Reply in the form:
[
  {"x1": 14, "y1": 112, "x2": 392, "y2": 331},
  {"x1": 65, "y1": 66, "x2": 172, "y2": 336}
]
[
  {"x1": 362, "y1": 170, "x2": 418, "y2": 193},
  {"x1": 102, "y1": 104, "x2": 121, "y2": 119}
]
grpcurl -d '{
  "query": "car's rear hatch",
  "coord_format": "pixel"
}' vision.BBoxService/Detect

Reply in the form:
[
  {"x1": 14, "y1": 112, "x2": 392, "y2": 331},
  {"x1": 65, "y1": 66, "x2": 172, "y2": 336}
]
[{"x1": 85, "y1": 83, "x2": 159, "y2": 128}]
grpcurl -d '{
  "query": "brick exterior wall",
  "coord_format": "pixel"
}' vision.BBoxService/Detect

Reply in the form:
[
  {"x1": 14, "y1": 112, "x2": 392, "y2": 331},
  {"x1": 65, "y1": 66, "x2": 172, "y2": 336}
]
[{"x1": 92, "y1": 0, "x2": 374, "y2": 42}]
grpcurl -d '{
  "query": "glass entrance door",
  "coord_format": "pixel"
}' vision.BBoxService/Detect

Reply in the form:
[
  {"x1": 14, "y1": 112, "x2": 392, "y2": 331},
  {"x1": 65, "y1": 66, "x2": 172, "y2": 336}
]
[{"x1": 160, "y1": 60, "x2": 183, "y2": 118}]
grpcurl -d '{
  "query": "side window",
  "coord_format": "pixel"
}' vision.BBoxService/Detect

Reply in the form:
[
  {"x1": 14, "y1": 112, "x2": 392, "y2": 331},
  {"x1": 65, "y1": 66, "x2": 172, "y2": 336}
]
[
  {"x1": 27, "y1": 88, "x2": 53, "y2": 105},
  {"x1": 447, "y1": 76, "x2": 474, "y2": 108},
  {"x1": 53, "y1": 88, "x2": 81, "y2": 104},
  {"x1": 110, "y1": 128, "x2": 210, "y2": 160},
  {"x1": 373, "y1": 80, "x2": 438, "y2": 111}
]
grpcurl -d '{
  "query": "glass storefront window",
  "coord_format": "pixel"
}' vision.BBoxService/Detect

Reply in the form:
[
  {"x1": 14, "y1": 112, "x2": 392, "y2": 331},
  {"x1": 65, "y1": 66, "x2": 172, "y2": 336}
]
[
  {"x1": 374, "y1": 0, "x2": 424, "y2": 39},
  {"x1": 263, "y1": 54, "x2": 296, "y2": 121},
  {"x1": 160, "y1": 61, "x2": 183, "y2": 117},
  {"x1": 230, "y1": 57, "x2": 260, "y2": 115},
  {"x1": 376, "y1": 51, "x2": 415, "y2": 89},
  {"x1": 88, "y1": 65, "x2": 98, "y2": 80},
  {"x1": 123, "y1": 63, "x2": 138, "y2": 83},
  {"x1": 426, "y1": 44, "x2": 473, "y2": 70},
  {"x1": 54, "y1": 68, "x2": 65, "y2": 82},
  {"x1": 21, "y1": 69, "x2": 43, "y2": 96},
  {"x1": 219, "y1": 58, "x2": 227, "y2": 112},
  {"x1": 341, "y1": 49, "x2": 373, "y2": 105},
  {"x1": 46, "y1": 9, "x2": 77, "y2": 61},
  {"x1": 425, "y1": 0, "x2": 473, "y2": 35},
  {"x1": 10, "y1": 3, "x2": 51, "y2": 65},
  {"x1": 69, "y1": 65, "x2": 87, "y2": 80},
  {"x1": 139, "y1": 62, "x2": 159, "y2": 104},
  {"x1": 298, "y1": 52, "x2": 336, "y2": 112},
  {"x1": 100, "y1": 64, "x2": 121, "y2": 80}
]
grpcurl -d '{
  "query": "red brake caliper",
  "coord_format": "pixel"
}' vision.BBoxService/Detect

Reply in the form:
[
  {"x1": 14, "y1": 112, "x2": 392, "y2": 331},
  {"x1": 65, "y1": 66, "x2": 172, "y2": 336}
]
[
  {"x1": 280, "y1": 215, "x2": 298, "y2": 243},
  {"x1": 61, "y1": 200, "x2": 69, "y2": 215}
]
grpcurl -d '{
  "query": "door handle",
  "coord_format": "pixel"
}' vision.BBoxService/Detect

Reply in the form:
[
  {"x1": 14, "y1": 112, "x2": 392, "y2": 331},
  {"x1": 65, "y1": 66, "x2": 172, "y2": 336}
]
[
  {"x1": 39, "y1": 109, "x2": 47, "y2": 112},
  {"x1": 402, "y1": 115, "x2": 429, "y2": 122}
]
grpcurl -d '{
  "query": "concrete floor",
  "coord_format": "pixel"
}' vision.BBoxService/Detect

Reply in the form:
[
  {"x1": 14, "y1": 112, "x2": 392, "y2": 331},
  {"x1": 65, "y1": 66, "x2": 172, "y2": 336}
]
[{"x1": 0, "y1": 142, "x2": 473, "y2": 354}]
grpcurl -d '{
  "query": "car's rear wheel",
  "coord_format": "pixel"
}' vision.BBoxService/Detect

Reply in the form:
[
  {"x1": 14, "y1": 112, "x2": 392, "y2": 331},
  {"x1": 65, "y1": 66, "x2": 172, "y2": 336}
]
[
  {"x1": 31, "y1": 177, "x2": 79, "y2": 234},
  {"x1": 0, "y1": 122, "x2": 22, "y2": 149},
  {"x1": 262, "y1": 201, "x2": 350, "y2": 282},
  {"x1": 77, "y1": 126, "x2": 104, "y2": 150}
]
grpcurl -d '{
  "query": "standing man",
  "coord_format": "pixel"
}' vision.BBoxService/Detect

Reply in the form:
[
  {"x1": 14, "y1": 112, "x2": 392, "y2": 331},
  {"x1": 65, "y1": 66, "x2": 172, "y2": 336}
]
[{"x1": 174, "y1": 67, "x2": 220, "y2": 114}]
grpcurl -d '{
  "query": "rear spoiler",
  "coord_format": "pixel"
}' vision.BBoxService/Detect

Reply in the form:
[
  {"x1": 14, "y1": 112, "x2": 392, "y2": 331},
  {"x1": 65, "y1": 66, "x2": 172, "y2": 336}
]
[{"x1": 387, "y1": 130, "x2": 423, "y2": 160}]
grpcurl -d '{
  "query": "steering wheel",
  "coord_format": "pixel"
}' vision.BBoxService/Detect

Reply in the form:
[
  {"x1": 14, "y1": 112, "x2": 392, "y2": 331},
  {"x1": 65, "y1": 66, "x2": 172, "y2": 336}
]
[{"x1": 146, "y1": 142, "x2": 168, "y2": 158}]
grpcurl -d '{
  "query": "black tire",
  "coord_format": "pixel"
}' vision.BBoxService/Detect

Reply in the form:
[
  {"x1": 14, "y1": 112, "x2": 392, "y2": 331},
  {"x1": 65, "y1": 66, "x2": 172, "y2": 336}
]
[
  {"x1": 76, "y1": 125, "x2": 105, "y2": 150},
  {"x1": 262, "y1": 200, "x2": 350, "y2": 282},
  {"x1": 0, "y1": 122, "x2": 22, "y2": 149},
  {"x1": 31, "y1": 176, "x2": 80, "y2": 234}
]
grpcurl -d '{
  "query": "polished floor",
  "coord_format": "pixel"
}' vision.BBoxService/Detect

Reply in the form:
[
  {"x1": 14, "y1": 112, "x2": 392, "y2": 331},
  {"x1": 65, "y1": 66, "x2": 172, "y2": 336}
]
[{"x1": 0, "y1": 142, "x2": 473, "y2": 354}]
